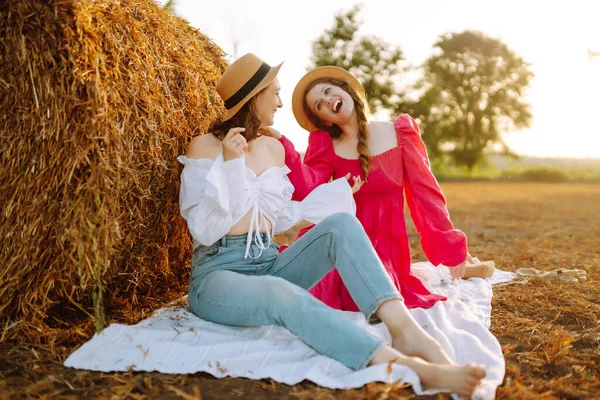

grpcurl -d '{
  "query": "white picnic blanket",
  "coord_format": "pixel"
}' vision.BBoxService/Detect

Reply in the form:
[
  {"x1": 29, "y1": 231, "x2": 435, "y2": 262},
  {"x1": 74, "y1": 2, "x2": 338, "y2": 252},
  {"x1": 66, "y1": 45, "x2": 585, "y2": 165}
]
[{"x1": 65, "y1": 263, "x2": 514, "y2": 400}]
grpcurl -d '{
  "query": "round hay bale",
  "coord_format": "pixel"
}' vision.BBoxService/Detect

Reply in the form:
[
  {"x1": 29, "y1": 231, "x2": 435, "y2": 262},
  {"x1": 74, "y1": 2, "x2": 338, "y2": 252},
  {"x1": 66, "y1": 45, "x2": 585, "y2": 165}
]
[{"x1": 0, "y1": 0, "x2": 227, "y2": 344}]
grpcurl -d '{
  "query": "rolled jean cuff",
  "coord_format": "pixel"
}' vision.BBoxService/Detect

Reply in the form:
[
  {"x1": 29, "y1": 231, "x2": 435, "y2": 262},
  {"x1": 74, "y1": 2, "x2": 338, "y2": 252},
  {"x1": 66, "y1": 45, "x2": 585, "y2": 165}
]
[
  {"x1": 365, "y1": 292, "x2": 404, "y2": 325},
  {"x1": 356, "y1": 340, "x2": 386, "y2": 370}
]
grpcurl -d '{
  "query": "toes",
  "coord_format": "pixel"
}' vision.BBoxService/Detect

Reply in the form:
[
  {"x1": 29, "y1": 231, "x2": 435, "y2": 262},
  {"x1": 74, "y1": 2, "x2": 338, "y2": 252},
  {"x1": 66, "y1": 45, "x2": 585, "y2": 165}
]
[
  {"x1": 465, "y1": 363, "x2": 486, "y2": 379},
  {"x1": 457, "y1": 365, "x2": 485, "y2": 399},
  {"x1": 466, "y1": 377, "x2": 480, "y2": 386},
  {"x1": 474, "y1": 364, "x2": 486, "y2": 379},
  {"x1": 461, "y1": 374, "x2": 483, "y2": 399}
]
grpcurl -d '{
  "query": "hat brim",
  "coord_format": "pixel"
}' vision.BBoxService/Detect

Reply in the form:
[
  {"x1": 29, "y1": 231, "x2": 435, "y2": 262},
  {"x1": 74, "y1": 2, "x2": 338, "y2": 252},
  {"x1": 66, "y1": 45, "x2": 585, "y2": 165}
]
[
  {"x1": 292, "y1": 66, "x2": 365, "y2": 132},
  {"x1": 222, "y1": 61, "x2": 284, "y2": 121}
]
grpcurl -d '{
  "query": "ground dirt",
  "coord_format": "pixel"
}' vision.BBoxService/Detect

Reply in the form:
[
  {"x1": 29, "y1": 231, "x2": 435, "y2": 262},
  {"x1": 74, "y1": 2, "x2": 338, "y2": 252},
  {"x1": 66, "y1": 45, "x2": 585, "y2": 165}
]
[{"x1": 2, "y1": 182, "x2": 599, "y2": 399}]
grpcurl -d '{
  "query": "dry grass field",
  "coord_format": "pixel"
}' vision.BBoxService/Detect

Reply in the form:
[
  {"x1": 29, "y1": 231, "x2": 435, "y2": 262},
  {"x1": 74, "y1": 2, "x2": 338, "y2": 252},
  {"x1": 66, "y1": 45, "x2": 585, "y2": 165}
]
[{"x1": 1, "y1": 182, "x2": 599, "y2": 399}]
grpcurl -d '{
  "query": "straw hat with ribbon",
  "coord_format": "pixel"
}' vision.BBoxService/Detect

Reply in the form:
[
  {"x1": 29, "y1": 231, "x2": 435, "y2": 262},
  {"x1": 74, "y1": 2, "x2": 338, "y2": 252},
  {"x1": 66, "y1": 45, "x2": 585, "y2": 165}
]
[
  {"x1": 292, "y1": 66, "x2": 366, "y2": 132},
  {"x1": 216, "y1": 53, "x2": 283, "y2": 121}
]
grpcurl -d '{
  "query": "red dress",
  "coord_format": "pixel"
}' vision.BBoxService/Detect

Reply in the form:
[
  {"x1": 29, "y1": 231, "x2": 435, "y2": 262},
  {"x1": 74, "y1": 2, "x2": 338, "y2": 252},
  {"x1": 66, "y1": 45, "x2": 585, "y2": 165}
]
[{"x1": 279, "y1": 114, "x2": 468, "y2": 309}]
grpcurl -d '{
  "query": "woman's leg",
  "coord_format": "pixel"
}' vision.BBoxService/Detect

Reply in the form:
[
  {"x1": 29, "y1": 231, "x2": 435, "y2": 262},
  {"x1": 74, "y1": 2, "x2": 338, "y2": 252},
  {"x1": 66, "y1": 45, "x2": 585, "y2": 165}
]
[
  {"x1": 270, "y1": 212, "x2": 401, "y2": 319},
  {"x1": 270, "y1": 214, "x2": 445, "y2": 344},
  {"x1": 189, "y1": 268, "x2": 384, "y2": 370},
  {"x1": 270, "y1": 212, "x2": 485, "y2": 397},
  {"x1": 191, "y1": 270, "x2": 484, "y2": 398},
  {"x1": 377, "y1": 299, "x2": 454, "y2": 364},
  {"x1": 369, "y1": 345, "x2": 486, "y2": 399},
  {"x1": 271, "y1": 213, "x2": 451, "y2": 361}
]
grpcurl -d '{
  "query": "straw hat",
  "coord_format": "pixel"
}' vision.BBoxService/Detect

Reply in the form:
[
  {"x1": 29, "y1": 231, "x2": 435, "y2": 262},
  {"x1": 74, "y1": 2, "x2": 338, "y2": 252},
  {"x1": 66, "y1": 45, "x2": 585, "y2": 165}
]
[
  {"x1": 217, "y1": 53, "x2": 283, "y2": 121},
  {"x1": 292, "y1": 66, "x2": 366, "y2": 132}
]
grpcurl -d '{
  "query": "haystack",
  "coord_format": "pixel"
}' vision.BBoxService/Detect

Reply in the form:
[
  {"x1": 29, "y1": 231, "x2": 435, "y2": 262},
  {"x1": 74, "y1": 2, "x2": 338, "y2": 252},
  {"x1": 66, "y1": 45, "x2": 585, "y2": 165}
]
[{"x1": 0, "y1": 0, "x2": 227, "y2": 344}]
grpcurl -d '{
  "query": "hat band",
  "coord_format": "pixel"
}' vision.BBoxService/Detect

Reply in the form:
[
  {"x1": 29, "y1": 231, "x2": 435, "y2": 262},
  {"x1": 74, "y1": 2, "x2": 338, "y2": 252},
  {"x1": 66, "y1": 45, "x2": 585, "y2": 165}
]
[{"x1": 224, "y1": 62, "x2": 270, "y2": 110}]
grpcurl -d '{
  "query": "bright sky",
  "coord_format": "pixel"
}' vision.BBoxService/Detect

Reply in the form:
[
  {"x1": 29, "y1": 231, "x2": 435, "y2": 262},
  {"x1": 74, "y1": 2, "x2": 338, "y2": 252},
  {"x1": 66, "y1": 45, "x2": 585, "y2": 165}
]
[{"x1": 166, "y1": 0, "x2": 600, "y2": 159}]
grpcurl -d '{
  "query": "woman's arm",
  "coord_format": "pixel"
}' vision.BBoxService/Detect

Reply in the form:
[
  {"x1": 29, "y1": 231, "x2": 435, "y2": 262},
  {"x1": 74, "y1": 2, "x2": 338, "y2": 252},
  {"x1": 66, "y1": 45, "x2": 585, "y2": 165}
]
[
  {"x1": 274, "y1": 176, "x2": 356, "y2": 235},
  {"x1": 264, "y1": 128, "x2": 335, "y2": 201},
  {"x1": 398, "y1": 115, "x2": 468, "y2": 267},
  {"x1": 178, "y1": 133, "x2": 249, "y2": 245}
]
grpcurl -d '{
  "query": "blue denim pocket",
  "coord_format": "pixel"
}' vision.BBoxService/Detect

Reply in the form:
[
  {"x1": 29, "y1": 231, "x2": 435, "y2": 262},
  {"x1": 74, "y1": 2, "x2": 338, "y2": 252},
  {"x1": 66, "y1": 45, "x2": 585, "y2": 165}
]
[{"x1": 192, "y1": 246, "x2": 221, "y2": 267}]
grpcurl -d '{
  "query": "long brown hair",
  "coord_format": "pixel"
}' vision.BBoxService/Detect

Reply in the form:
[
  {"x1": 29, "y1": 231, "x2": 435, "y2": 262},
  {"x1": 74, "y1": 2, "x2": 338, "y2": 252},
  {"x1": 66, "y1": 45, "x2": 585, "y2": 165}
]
[
  {"x1": 210, "y1": 94, "x2": 262, "y2": 142},
  {"x1": 303, "y1": 78, "x2": 371, "y2": 179}
]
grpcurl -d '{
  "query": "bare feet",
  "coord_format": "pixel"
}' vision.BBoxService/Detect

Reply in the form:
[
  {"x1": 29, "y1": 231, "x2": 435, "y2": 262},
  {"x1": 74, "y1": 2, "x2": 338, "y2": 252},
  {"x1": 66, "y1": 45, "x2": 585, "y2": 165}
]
[
  {"x1": 376, "y1": 299, "x2": 454, "y2": 365},
  {"x1": 392, "y1": 324, "x2": 454, "y2": 365},
  {"x1": 464, "y1": 260, "x2": 496, "y2": 279},
  {"x1": 407, "y1": 358, "x2": 486, "y2": 399},
  {"x1": 369, "y1": 346, "x2": 486, "y2": 398}
]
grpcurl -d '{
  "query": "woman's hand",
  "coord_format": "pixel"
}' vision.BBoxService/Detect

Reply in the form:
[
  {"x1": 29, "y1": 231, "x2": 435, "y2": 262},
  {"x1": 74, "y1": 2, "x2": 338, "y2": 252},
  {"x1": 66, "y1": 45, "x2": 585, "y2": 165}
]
[
  {"x1": 258, "y1": 126, "x2": 282, "y2": 139},
  {"x1": 465, "y1": 253, "x2": 475, "y2": 264},
  {"x1": 449, "y1": 262, "x2": 466, "y2": 280},
  {"x1": 222, "y1": 127, "x2": 247, "y2": 161},
  {"x1": 449, "y1": 252, "x2": 473, "y2": 280},
  {"x1": 345, "y1": 173, "x2": 364, "y2": 194}
]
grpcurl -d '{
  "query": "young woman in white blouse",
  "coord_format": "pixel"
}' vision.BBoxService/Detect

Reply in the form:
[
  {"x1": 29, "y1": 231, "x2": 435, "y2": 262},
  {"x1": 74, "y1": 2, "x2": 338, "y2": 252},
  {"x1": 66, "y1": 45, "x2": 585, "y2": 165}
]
[{"x1": 177, "y1": 53, "x2": 485, "y2": 398}]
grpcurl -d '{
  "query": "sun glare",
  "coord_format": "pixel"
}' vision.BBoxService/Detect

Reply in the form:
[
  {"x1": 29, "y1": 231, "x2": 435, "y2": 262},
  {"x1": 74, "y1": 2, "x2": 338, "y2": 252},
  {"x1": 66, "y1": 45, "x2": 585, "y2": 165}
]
[{"x1": 174, "y1": 0, "x2": 600, "y2": 159}]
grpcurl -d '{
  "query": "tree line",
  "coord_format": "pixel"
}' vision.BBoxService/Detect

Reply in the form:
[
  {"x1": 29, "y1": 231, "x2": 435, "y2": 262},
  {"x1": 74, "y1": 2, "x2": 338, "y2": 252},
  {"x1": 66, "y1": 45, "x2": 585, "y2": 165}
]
[{"x1": 310, "y1": 5, "x2": 533, "y2": 171}]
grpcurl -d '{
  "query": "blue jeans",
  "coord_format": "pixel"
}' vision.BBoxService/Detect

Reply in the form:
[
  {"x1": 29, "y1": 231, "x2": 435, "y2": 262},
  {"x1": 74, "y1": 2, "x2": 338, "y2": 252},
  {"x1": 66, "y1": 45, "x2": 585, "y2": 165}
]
[{"x1": 188, "y1": 212, "x2": 402, "y2": 370}]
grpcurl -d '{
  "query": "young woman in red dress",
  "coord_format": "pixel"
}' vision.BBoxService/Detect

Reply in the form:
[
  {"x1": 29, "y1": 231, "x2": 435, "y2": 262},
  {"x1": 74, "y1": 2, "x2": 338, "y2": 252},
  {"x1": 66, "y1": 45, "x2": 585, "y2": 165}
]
[{"x1": 266, "y1": 66, "x2": 485, "y2": 311}]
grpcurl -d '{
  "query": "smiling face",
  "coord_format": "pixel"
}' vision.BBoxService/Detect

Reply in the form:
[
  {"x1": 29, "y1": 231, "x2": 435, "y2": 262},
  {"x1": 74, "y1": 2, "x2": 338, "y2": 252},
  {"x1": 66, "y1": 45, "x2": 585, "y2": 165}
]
[
  {"x1": 305, "y1": 82, "x2": 355, "y2": 127},
  {"x1": 253, "y1": 78, "x2": 282, "y2": 127}
]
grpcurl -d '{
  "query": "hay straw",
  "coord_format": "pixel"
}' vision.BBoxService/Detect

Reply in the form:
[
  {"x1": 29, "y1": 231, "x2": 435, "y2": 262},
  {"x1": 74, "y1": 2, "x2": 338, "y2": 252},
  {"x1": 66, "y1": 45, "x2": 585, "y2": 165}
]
[
  {"x1": 0, "y1": 0, "x2": 227, "y2": 344},
  {"x1": 1, "y1": 182, "x2": 600, "y2": 400}
]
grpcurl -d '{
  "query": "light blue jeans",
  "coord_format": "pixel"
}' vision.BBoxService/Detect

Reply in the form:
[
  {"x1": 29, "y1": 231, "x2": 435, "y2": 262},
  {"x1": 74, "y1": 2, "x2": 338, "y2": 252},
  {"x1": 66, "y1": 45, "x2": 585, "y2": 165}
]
[{"x1": 188, "y1": 212, "x2": 402, "y2": 370}]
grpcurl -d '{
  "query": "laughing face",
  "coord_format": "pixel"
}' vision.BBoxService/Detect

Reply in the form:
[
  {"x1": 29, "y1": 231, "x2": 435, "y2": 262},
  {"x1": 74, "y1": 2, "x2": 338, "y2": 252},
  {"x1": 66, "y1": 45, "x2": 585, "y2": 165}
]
[{"x1": 305, "y1": 82, "x2": 355, "y2": 127}]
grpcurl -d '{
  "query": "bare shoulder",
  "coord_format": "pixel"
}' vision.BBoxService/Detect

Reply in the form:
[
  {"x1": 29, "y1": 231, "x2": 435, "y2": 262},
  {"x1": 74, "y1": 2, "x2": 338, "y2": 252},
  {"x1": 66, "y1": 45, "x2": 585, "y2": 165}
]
[
  {"x1": 369, "y1": 120, "x2": 395, "y2": 137},
  {"x1": 186, "y1": 133, "x2": 222, "y2": 160},
  {"x1": 262, "y1": 135, "x2": 285, "y2": 165}
]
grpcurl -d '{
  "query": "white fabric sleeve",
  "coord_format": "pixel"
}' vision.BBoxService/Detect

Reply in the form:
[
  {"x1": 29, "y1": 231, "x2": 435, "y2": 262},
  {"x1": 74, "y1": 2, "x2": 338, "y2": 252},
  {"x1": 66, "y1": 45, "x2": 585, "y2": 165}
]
[
  {"x1": 204, "y1": 154, "x2": 248, "y2": 212},
  {"x1": 177, "y1": 155, "x2": 248, "y2": 246},
  {"x1": 274, "y1": 177, "x2": 356, "y2": 234}
]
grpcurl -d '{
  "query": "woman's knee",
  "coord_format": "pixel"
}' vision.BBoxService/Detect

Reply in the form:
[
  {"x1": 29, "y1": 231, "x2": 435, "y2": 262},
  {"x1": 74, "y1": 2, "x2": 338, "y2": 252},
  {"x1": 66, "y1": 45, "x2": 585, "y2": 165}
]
[{"x1": 320, "y1": 212, "x2": 362, "y2": 231}]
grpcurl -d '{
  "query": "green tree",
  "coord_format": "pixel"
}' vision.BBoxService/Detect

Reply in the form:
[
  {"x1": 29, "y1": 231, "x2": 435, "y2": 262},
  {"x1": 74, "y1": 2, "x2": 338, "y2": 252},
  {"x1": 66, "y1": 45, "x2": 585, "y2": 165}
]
[
  {"x1": 162, "y1": 0, "x2": 176, "y2": 14},
  {"x1": 398, "y1": 31, "x2": 533, "y2": 170},
  {"x1": 309, "y1": 5, "x2": 403, "y2": 113}
]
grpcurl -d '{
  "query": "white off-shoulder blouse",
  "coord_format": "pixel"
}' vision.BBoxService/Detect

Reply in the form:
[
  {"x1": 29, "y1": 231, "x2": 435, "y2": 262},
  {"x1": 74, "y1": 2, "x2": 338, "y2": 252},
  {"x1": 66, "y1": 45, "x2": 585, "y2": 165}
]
[{"x1": 177, "y1": 154, "x2": 356, "y2": 259}]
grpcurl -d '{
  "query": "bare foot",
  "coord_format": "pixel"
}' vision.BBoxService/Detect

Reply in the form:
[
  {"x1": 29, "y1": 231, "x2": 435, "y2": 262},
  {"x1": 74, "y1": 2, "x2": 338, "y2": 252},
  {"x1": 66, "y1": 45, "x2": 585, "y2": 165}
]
[
  {"x1": 406, "y1": 358, "x2": 486, "y2": 399},
  {"x1": 464, "y1": 260, "x2": 496, "y2": 279},
  {"x1": 369, "y1": 346, "x2": 485, "y2": 398},
  {"x1": 392, "y1": 324, "x2": 454, "y2": 365}
]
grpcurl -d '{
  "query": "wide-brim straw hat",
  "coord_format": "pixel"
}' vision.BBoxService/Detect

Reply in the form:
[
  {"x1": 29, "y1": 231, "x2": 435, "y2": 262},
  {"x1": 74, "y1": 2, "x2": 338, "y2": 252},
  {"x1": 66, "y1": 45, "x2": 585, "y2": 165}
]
[
  {"x1": 217, "y1": 53, "x2": 283, "y2": 121},
  {"x1": 292, "y1": 66, "x2": 366, "y2": 132}
]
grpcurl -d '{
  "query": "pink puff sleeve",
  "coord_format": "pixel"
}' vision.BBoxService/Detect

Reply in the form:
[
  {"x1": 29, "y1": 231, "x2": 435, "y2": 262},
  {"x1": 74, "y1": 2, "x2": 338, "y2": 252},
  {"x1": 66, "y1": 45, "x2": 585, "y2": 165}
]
[
  {"x1": 279, "y1": 130, "x2": 335, "y2": 201},
  {"x1": 397, "y1": 115, "x2": 468, "y2": 267}
]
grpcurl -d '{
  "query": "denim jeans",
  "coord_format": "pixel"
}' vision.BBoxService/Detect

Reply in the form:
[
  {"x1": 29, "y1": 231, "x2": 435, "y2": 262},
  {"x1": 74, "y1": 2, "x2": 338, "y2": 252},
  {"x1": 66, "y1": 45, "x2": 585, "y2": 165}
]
[{"x1": 188, "y1": 212, "x2": 402, "y2": 370}]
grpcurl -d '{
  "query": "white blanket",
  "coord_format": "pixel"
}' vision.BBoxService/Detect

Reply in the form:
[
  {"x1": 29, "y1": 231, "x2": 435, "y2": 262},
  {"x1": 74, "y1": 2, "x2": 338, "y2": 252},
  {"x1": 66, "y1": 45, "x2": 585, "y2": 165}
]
[{"x1": 64, "y1": 263, "x2": 514, "y2": 399}]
